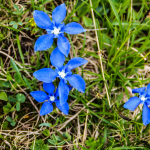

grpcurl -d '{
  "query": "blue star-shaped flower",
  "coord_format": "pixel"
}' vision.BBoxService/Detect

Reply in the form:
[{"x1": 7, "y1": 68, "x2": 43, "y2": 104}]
[
  {"x1": 33, "y1": 47, "x2": 88, "y2": 105},
  {"x1": 30, "y1": 82, "x2": 69, "y2": 115},
  {"x1": 123, "y1": 84, "x2": 150, "y2": 125},
  {"x1": 33, "y1": 3, "x2": 85, "y2": 56}
]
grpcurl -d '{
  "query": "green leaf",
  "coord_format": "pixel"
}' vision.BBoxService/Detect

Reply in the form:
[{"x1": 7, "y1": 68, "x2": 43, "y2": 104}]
[
  {"x1": 10, "y1": 122, "x2": 16, "y2": 126},
  {"x1": 13, "y1": 23, "x2": 18, "y2": 29},
  {"x1": 3, "y1": 81, "x2": 11, "y2": 88},
  {"x1": 16, "y1": 102, "x2": 20, "y2": 111},
  {"x1": 11, "y1": 59, "x2": 24, "y2": 84},
  {"x1": 9, "y1": 21, "x2": 16, "y2": 25},
  {"x1": 56, "y1": 136, "x2": 63, "y2": 142},
  {"x1": 31, "y1": 139, "x2": 47, "y2": 150},
  {"x1": 18, "y1": 21, "x2": 23, "y2": 25},
  {"x1": 16, "y1": 34, "x2": 25, "y2": 65},
  {"x1": 3, "y1": 102, "x2": 15, "y2": 114},
  {"x1": 6, "y1": 73, "x2": 12, "y2": 80},
  {"x1": 62, "y1": 132, "x2": 71, "y2": 141},
  {"x1": 13, "y1": 4, "x2": 19, "y2": 12},
  {"x1": 72, "y1": 16, "x2": 80, "y2": 22},
  {"x1": 42, "y1": 129, "x2": 50, "y2": 136},
  {"x1": 0, "y1": 92, "x2": 8, "y2": 101},
  {"x1": 16, "y1": 93, "x2": 25, "y2": 103},
  {"x1": 77, "y1": 5, "x2": 90, "y2": 17},
  {"x1": 52, "y1": 134, "x2": 57, "y2": 143},
  {"x1": 13, "y1": 12, "x2": 20, "y2": 15},
  {"x1": 57, "y1": 140, "x2": 66, "y2": 146},
  {"x1": 39, "y1": 123, "x2": 52, "y2": 127},
  {"x1": 42, "y1": 145, "x2": 49, "y2": 150},
  {"x1": 112, "y1": 0, "x2": 124, "y2": 3},
  {"x1": 23, "y1": 76, "x2": 33, "y2": 92},
  {"x1": 6, "y1": 116, "x2": 13, "y2": 122},
  {"x1": 35, "y1": 139, "x2": 44, "y2": 145},
  {"x1": 48, "y1": 139, "x2": 56, "y2": 145},
  {"x1": 0, "y1": 134, "x2": 4, "y2": 139},
  {"x1": 2, "y1": 121, "x2": 8, "y2": 130},
  {"x1": 92, "y1": 0, "x2": 100, "y2": 8},
  {"x1": 8, "y1": 96, "x2": 18, "y2": 102},
  {"x1": 14, "y1": 73, "x2": 21, "y2": 84},
  {"x1": 83, "y1": 16, "x2": 93, "y2": 27},
  {"x1": 52, "y1": 118, "x2": 59, "y2": 127}
]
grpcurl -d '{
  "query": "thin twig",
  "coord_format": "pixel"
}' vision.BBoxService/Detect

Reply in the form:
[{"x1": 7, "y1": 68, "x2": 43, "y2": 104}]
[{"x1": 89, "y1": 0, "x2": 111, "y2": 107}]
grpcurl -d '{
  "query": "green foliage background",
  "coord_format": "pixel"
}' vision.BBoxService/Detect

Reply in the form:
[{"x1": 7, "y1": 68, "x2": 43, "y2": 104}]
[{"x1": 1, "y1": 0, "x2": 150, "y2": 149}]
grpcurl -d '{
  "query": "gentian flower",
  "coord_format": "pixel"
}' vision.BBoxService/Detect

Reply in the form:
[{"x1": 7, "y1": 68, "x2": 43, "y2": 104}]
[
  {"x1": 33, "y1": 3, "x2": 85, "y2": 56},
  {"x1": 30, "y1": 82, "x2": 69, "y2": 115},
  {"x1": 123, "y1": 84, "x2": 150, "y2": 125},
  {"x1": 33, "y1": 47, "x2": 88, "y2": 105}
]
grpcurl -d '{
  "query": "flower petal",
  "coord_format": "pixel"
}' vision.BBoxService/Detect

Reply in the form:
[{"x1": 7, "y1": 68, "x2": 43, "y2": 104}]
[
  {"x1": 132, "y1": 87, "x2": 146, "y2": 94},
  {"x1": 52, "y1": 3, "x2": 66, "y2": 25},
  {"x1": 147, "y1": 83, "x2": 150, "y2": 96},
  {"x1": 43, "y1": 83, "x2": 55, "y2": 95},
  {"x1": 55, "y1": 100, "x2": 69, "y2": 115},
  {"x1": 65, "y1": 57, "x2": 88, "y2": 72},
  {"x1": 123, "y1": 96, "x2": 141, "y2": 111},
  {"x1": 30, "y1": 91, "x2": 48, "y2": 102},
  {"x1": 33, "y1": 10, "x2": 53, "y2": 29},
  {"x1": 142, "y1": 103, "x2": 150, "y2": 125},
  {"x1": 50, "y1": 47, "x2": 65, "y2": 70},
  {"x1": 57, "y1": 35, "x2": 70, "y2": 57},
  {"x1": 34, "y1": 34, "x2": 54, "y2": 51},
  {"x1": 63, "y1": 22, "x2": 86, "y2": 34},
  {"x1": 33, "y1": 68, "x2": 57, "y2": 83},
  {"x1": 58, "y1": 79, "x2": 69, "y2": 105},
  {"x1": 40, "y1": 101, "x2": 53, "y2": 116},
  {"x1": 66, "y1": 74, "x2": 85, "y2": 93}
]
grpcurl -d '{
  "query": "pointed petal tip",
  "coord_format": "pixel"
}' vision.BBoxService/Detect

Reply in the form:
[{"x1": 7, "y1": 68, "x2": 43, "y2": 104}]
[
  {"x1": 83, "y1": 29, "x2": 86, "y2": 32},
  {"x1": 33, "y1": 10, "x2": 37, "y2": 15},
  {"x1": 61, "y1": 3, "x2": 66, "y2": 6},
  {"x1": 63, "y1": 22, "x2": 85, "y2": 34},
  {"x1": 123, "y1": 104, "x2": 134, "y2": 111},
  {"x1": 52, "y1": 3, "x2": 66, "y2": 24},
  {"x1": 84, "y1": 59, "x2": 88, "y2": 64},
  {"x1": 81, "y1": 89, "x2": 85, "y2": 93},
  {"x1": 40, "y1": 112, "x2": 44, "y2": 116},
  {"x1": 63, "y1": 112, "x2": 69, "y2": 115},
  {"x1": 30, "y1": 92, "x2": 33, "y2": 96},
  {"x1": 34, "y1": 47, "x2": 38, "y2": 52},
  {"x1": 123, "y1": 103, "x2": 135, "y2": 111},
  {"x1": 143, "y1": 120, "x2": 150, "y2": 126}
]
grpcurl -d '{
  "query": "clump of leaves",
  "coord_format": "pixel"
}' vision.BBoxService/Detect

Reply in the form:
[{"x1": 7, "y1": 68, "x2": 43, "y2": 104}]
[
  {"x1": 3, "y1": 102, "x2": 15, "y2": 114},
  {"x1": 48, "y1": 134, "x2": 67, "y2": 146},
  {"x1": 9, "y1": 4, "x2": 24, "y2": 29},
  {"x1": 8, "y1": 93, "x2": 26, "y2": 111},
  {"x1": 6, "y1": 115, "x2": 18, "y2": 126},
  {"x1": 31, "y1": 139, "x2": 49, "y2": 150}
]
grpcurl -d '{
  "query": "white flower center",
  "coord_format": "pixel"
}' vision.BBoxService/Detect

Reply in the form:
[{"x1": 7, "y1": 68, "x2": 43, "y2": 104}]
[
  {"x1": 141, "y1": 96, "x2": 147, "y2": 101},
  {"x1": 51, "y1": 27, "x2": 60, "y2": 35},
  {"x1": 49, "y1": 96, "x2": 55, "y2": 102},
  {"x1": 58, "y1": 71, "x2": 66, "y2": 79}
]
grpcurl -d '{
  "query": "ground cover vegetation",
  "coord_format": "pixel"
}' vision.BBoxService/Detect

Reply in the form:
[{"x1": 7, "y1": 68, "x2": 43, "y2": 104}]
[{"x1": 1, "y1": 0, "x2": 150, "y2": 149}]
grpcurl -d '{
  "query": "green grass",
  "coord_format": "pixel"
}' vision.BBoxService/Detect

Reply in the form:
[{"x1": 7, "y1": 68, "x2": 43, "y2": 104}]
[{"x1": 1, "y1": 0, "x2": 150, "y2": 149}]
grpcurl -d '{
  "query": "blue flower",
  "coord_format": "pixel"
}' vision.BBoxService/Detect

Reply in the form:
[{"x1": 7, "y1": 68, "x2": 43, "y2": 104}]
[
  {"x1": 33, "y1": 3, "x2": 85, "y2": 56},
  {"x1": 30, "y1": 82, "x2": 69, "y2": 115},
  {"x1": 33, "y1": 47, "x2": 88, "y2": 105},
  {"x1": 123, "y1": 84, "x2": 150, "y2": 125}
]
